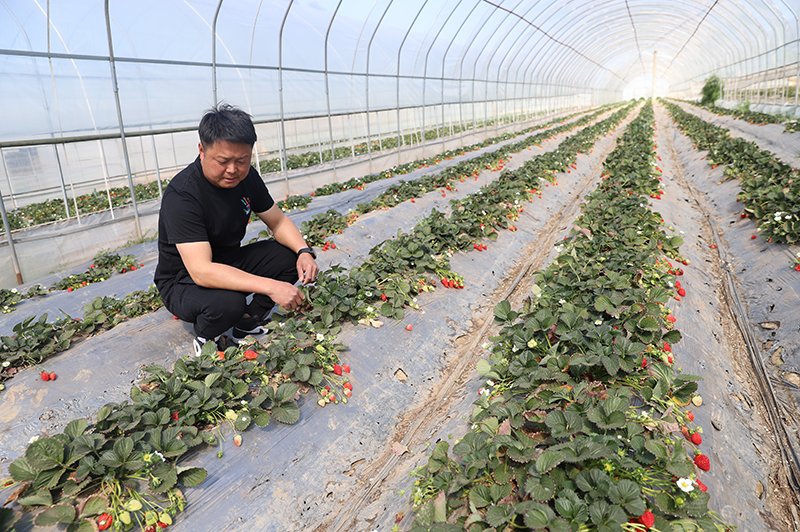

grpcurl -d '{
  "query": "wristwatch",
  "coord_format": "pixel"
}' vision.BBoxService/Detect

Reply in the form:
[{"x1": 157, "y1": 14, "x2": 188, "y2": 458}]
[{"x1": 297, "y1": 247, "x2": 317, "y2": 259}]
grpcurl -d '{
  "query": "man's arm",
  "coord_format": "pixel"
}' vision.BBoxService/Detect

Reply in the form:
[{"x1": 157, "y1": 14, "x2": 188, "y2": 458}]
[
  {"x1": 176, "y1": 241, "x2": 305, "y2": 310},
  {"x1": 257, "y1": 204, "x2": 319, "y2": 285}
]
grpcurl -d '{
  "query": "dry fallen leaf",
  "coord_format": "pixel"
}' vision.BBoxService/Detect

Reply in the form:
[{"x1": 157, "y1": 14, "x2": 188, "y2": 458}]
[
  {"x1": 395, "y1": 368, "x2": 408, "y2": 381},
  {"x1": 391, "y1": 442, "x2": 409, "y2": 456}
]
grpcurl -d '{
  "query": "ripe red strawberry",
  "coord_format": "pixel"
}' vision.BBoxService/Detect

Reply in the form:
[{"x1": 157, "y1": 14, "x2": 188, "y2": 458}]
[
  {"x1": 381, "y1": 294, "x2": 387, "y2": 301},
  {"x1": 709, "y1": 244, "x2": 717, "y2": 249},
  {"x1": 342, "y1": 364, "x2": 350, "y2": 373},
  {"x1": 665, "y1": 314, "x2": 677, "y2": 323},
  {"x1": 678, "y1": 288, "x2": 686, "y2": 297},
  {"x1": 49, "y1": 372, "x2": 57, "y2": 381},
  {"x1": 333, "y1": 364, "x2": 342, "y2": 376},
  {"x1": 344, "y1": 382, "x2": 353, "y2": 390},
  {"x1": 751, "y1": 235, "x2": 756, "y2": 240},
  {"x1": 637, "y1": 510, "x2": 655, "y2": 529},
  {"x1": 691, "y1": 432, "x2": 702, "y2": 445},
  {"x1": 687, "y1": 411, "x2": 694, "y2": 421},
  {"x1": 217, "y1": 351, "x2": 225, "y2": 360},
  {"x1": 344, "y1": 389, "x2": 352, "y2": 398},
  {"x1": 131, "y1": 266, "x2": 137, "y2": 271},
  {"x1": 41, "y1": 371, "x2": 50, "y2": 381},
  {"x1": 67, "y1": 287, "x2": 73, "y2": 293},
  {"x1": 331, "y1": 243, "x2": 336, "y2": 249},
  {"x1": 174, "y1": 315, "x2": 180, "y2": 320},
  {"x1": 172, "y1": 412, "x2": 179, "y2": 420},
  {"x1": 695, "y1": 479, "x2": 708, "y2": 492},
  {"x1": 98, "y1": 513, "x2": 113, "y2": 530},
  {"x1": 243, "y1": 350, "x2": 258, "y2": 361},
  {"x1": 694, "y1": 453, "x2": 710, "y2": 471},
  {"x1": 667, "y1": 355, "x2": 673, "y2": 364},
  {"x1": 641, "y1": 358, "x2": 647, "y2": 368},
  {"x1": 675, "y1": 281, "x2": 681, "y2": 289},
  {"x1": 406, "y1": 324, "x2": 413, "y2": 331},
  {"x1": 663, "y1": 342, "x2": 671, "y2": 352}
]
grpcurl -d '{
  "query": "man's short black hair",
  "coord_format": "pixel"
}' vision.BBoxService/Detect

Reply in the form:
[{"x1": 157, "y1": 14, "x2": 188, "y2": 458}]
[{"x1": 199, "y1": 103, "x2": 257, "y2": 148}]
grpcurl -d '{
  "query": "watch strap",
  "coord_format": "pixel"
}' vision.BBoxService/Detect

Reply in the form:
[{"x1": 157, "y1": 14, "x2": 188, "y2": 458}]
[{"x1": 297, "y1": 247, "x2": 316, "y2": 259}]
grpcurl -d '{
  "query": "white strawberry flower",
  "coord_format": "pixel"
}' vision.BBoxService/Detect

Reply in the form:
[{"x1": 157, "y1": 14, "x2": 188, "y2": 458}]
[
  {"x1": 677, "y1": 478, "x2": 694, "y2": 492},
  {"x1": 365, "y1": 291, "x2": 372, "y2": 297},
  {"x1": 594, "y1": 320, "x2": 602, "y2": 325},
  {"x1": 316, "y1": 333, "x2": 325, "y2": 342},
  {"x1": 2, "y1": 361, "x2": 9, "y2": 367},
  {"x1": 28, "y1": 435, "x2": 40, "y2": 444}
]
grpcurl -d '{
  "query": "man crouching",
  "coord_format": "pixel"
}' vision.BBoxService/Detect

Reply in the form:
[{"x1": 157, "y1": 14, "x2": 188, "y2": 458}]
[{"x1": 154, "y1": 103, "x2": 318, "y2": 355}]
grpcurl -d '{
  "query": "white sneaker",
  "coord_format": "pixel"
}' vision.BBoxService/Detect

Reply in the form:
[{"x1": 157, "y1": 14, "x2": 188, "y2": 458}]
[{"x1": 193, "y1": 336, "x2": 210, "y2": 357}]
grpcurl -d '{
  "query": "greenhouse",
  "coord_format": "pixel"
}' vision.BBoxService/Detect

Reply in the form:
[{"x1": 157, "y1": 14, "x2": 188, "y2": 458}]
[{"x1": 1, "y1": 1, "x2": 800, "y2": 531}]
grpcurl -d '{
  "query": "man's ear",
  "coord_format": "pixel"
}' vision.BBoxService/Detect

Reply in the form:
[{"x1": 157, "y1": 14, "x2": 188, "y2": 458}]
[{"x1": 198, "y1": 142, "x2": 204, "y2": 161}]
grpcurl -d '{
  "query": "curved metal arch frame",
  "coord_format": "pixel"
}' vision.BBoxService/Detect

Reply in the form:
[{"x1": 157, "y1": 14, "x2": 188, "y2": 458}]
[
  {"x1": 523, "y1": 0, "x2": 746, "y2": 92},
  {"x1": 420, "y1": 0, "x2": 465, "y2": 155}
]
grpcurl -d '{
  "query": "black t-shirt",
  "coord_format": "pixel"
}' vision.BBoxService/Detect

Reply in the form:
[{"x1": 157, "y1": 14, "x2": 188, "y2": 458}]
[{"x1": 154, "y1": 157, "x2": 274, "y2": 288}]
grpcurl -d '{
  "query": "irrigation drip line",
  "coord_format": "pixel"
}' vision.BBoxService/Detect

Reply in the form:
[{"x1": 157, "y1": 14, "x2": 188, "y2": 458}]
[
  {"x1": 659, "y1": 105, "x2": 800, "y2": 496},
  {"x1": 326, "y1": 104, "x2": 642, "y2": 532}
]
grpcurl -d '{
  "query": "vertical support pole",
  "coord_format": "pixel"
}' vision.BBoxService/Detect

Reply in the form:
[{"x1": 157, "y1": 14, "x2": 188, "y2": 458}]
[
  {"x1": 324, "y1": 1, "x2": 343, "y2": 182},
  {"x1": 0, "y1": 189, "x2": 22, "y2": 284},
  {"x1": 105, "y1": 0, "x2": 141, "y2": 240},
  {"x1": 651, "y1": 51, "x2": 658, "y2": 107},
  {"x1": 278, "y1": 1, "x2": 294, "y2": 194},
  {"x1": 150, "y1": 136, "x2": 163, "y2": 197},
  {"x1": 52, "y1": 144, "x2": 72, "y2": 222},
  {"x1": 212, "y1": 0, "x2": 223, "y2": 105},
  {"x1": 1, "y1": 149, "x2": 16, "y2": 210}
]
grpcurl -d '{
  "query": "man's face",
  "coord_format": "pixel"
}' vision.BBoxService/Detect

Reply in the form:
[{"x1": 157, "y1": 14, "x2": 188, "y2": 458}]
[{"x1": 198, "y1": 140, "x2": 253, "y2": 188}]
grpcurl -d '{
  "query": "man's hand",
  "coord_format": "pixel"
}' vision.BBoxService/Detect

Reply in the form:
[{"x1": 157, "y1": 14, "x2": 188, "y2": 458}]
[
  {"x1": 270, "y1": 280, "x2": 306, "y2": 310},
  {"x1": 297, "y1": 253, "x2": 319, "y2": 285}
]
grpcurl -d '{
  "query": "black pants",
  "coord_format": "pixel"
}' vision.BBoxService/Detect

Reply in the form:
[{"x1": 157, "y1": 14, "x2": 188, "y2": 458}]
[{"x1": 159, "y1": 240, "x2": 298, "y2": 339}]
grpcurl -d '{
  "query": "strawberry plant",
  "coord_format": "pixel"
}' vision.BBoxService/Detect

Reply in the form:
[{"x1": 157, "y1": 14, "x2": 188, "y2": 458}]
[
  {"x1": 406, "y1": 103, "x2": 729, "y2": 532},
  {"x1": 0, "y1": 180, "x2": 170, "y2": 234},
  {"x1": 674, "y1": 95, "x2": 789, "y2": 127},
  {"x1": 664, "y1": 100, "x2": 800, "y2": 244},
  {"x1": 276, "y1": 194, "x2": 312, "y2": 212},
  {"x1": 2, "y1": 102, "x2": 634, "y2": 530},
  {"x1": 0, "y1": 287, "x2": 163, "y2": 390},
  {"x1": 51, "y1": 250, "x2": 141, "y2": 292},
  {"x1": 0, "y1": 285, "x2": 47, "y2": 313}
]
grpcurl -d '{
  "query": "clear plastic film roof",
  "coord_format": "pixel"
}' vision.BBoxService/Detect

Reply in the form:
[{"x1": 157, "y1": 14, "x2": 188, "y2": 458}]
[
  {"x1": 1, "y1": 0, "x2": 799, "y2": 284},
  {"x1": 3, "y1": 0, "x2": 798, "y2": 141}
]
